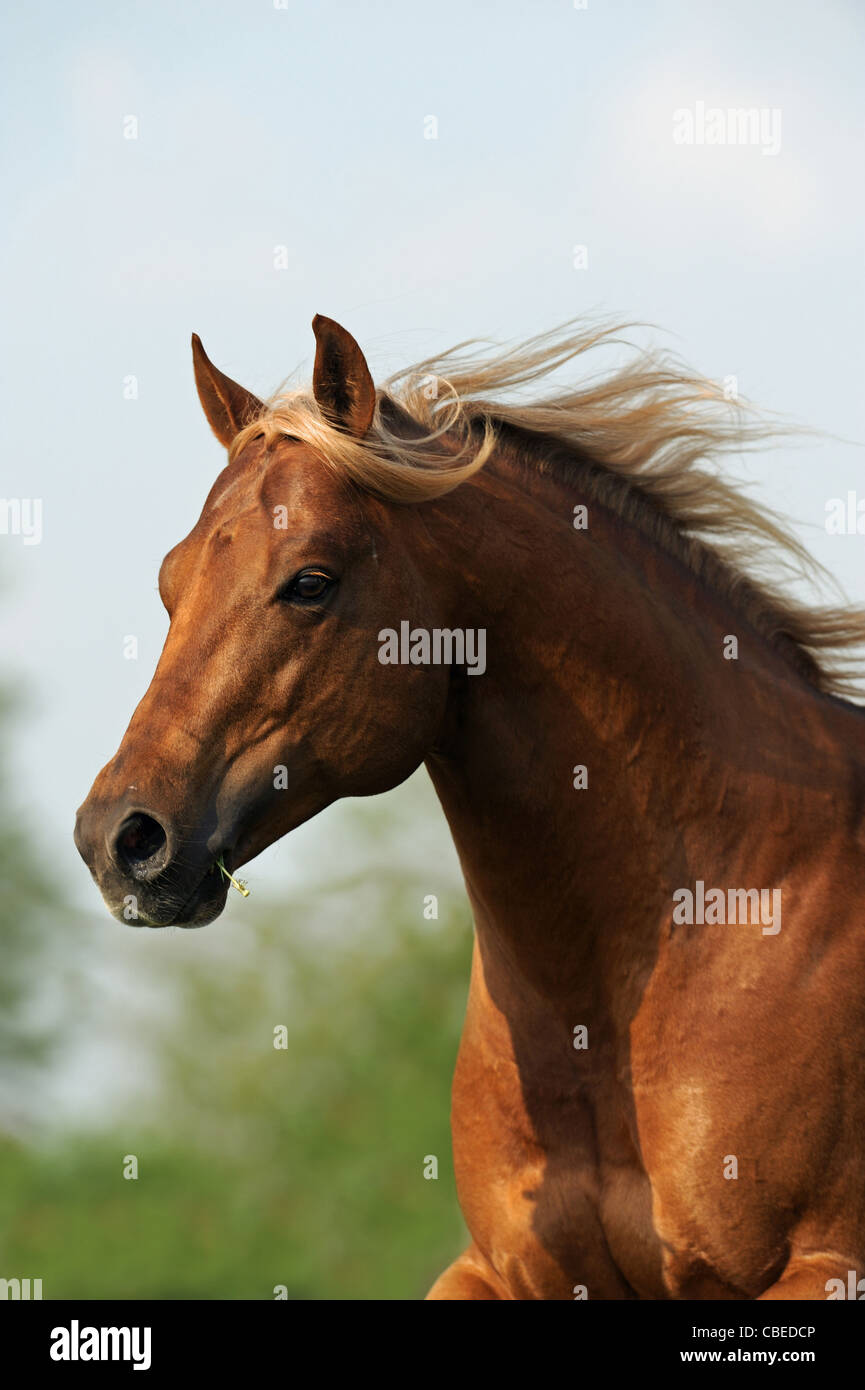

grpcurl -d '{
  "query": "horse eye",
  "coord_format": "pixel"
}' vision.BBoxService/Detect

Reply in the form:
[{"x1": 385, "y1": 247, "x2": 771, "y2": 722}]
[{"x1": 282, "y1": 570, "x2": 335, "y2": 603}]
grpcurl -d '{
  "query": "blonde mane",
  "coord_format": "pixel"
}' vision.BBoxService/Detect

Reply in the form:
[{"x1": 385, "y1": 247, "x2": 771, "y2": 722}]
[{"x1": 228, "y1": 320, "x2": 865, "y2": 701}]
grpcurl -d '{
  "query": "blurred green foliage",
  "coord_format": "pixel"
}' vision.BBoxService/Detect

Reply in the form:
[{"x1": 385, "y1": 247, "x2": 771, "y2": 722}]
[
  {"x1": 0, "y1": 871, "x2": 473, "y2": 1298},
  {"x1": 0, "y1": 684, "x2": 68, "y2": 1123}
]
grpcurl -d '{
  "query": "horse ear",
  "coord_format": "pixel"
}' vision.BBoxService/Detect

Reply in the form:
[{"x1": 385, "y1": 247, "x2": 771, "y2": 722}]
[
  {"x1": 311, "y1": 314, "x2": 376, "y2": 437},
  {"x1": 191, "y1": 334, "x2": 264, "y2": 448}
]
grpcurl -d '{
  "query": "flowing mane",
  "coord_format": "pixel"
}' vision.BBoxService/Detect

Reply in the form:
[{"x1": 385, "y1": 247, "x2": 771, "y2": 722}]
[{"x1": 228, "y1": 320, "x2": 865, "y2": 700}]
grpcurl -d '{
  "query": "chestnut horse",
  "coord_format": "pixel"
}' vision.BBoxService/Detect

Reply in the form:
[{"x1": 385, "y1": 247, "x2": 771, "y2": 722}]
[{"x1": 76, "y1": 315, "x2": 865, "y2": 1300}]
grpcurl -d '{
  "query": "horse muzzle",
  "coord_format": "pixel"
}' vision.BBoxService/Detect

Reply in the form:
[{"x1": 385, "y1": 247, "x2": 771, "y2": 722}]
[{"x1": 74, "y1": 798, "x2": 231, "y2": 928}]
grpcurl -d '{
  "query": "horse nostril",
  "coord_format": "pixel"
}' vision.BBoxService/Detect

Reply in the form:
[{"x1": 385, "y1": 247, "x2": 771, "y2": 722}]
[{"x1": 115, "y1": 812, "x2": 169, "y2": 876}]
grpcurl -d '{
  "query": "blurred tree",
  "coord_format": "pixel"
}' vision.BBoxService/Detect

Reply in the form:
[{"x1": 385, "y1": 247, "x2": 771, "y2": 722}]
[
  {"x1": 0, "y1": 684, "x2": 67, "y2": 1136},
  {"x1": 150, "y1": 871, "x2": 474, "y2": 1298}
]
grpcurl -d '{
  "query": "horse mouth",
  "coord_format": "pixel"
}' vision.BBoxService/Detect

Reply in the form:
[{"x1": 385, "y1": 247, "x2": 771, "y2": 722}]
[
  {"x1": 172, "y1": 864, "x2": 231, "y2": 928},
  {"x1": 112, "y1": 857, "x2": 231, "y2": 929}
]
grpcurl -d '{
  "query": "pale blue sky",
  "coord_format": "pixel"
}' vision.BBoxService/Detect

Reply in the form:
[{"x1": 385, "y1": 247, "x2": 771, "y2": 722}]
[{"x1": 2, "y1": 0, "x2": 863, "y2": 916}]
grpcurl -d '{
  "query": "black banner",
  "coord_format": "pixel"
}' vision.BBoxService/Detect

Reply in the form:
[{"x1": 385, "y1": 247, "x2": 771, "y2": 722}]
[{"x1": 3, "y1": 1298, "x2": 858, "y2": 1375}]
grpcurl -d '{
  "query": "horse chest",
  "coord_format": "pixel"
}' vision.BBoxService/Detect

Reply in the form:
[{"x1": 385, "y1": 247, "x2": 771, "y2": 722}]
[
  {"x1": 450, "y1": 991, "x2": 665, "y2": 1297},
  {"x1": 450, "y1": 1027, "x2": 767, "y2": 1299}
]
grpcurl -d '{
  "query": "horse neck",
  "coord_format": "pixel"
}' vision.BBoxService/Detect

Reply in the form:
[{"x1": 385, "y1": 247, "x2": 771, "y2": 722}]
[{"x1": 420, "y1": 440, "x2": 852, "y2": 998}]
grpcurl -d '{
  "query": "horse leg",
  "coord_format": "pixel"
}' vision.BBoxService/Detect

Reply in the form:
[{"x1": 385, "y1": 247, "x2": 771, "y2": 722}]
[
  {"x1": 758, "y1": 1252, "x2": 856, "y2": 1300},
  {"x1": 425, "y1": 1244, "x2": 503, "y2": 1300}
]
